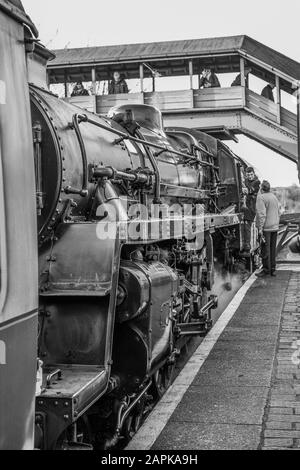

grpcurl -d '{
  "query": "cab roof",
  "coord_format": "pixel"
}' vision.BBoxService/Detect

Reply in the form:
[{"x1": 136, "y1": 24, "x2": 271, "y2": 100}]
[{"x1": 0, "y1": 0, "x2": 38, "y2": 36}]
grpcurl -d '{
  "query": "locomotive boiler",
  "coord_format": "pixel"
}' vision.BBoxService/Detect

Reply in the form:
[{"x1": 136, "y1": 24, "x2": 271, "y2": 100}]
[{"x1": 0, "y1": 0, "x2": 254, "y2": 450}]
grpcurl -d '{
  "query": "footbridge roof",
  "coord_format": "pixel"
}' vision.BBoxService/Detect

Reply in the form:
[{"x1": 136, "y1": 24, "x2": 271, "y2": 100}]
[{"x1": 49, "y1": 35, "x2": 300, "y2": 88}]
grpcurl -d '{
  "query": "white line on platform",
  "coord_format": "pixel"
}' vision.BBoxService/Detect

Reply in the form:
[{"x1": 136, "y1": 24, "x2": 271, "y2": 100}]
[
  {"x1": 277, "y1": 264, "x2": 300, "y2": 272},
  {"x1": 126, "y1": 273, "x2": 257, "y2": 450}
]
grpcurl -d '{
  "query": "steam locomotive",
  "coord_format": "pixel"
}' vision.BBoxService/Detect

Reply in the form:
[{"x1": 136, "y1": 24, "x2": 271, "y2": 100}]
[{"x1": 0, "y1": 0, "x2": 256, "y2": 450}]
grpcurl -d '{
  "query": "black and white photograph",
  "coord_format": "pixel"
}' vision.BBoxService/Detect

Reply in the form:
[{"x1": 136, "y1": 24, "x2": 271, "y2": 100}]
[{"x1": 1, "y1": 0, "x2": 300, "y2": 455}]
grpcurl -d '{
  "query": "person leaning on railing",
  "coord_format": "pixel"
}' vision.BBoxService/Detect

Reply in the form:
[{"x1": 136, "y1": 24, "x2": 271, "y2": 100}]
[
  {"x1": 108, "y1": 71, "x2": 129, "y2": 94},
  {"x1": 199, "y1": 68, "x2": 220, "y2": 89},
  {"x1": 71, "y1": 82, "x2": 90, "y2": 97},
  {"x1": 231, "y1": 67, "x2": 252, "y2": 87},
  {"x1": 261, "y1": 82, "x2": 275, "y2": 102}
]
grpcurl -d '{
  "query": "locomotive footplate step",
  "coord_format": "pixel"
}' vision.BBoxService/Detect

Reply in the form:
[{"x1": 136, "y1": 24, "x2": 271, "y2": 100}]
[
  {"x1": 128, "y1": 269, "x2": 300, "y2": 450},
  {"x1": 36, "y1": 366, "x2": 108, "y2": 419},
  {"x1": 175, "y1": 321, "x2": 211, "y2": 337}
]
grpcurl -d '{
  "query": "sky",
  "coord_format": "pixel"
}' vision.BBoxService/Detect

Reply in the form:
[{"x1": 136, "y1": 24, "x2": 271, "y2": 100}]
[{"x1": 22, "y1": 0, "x2": 300, "y2": 187}]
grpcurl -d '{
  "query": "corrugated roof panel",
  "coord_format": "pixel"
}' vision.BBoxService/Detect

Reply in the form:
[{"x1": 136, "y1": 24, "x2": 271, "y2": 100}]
[
  {"x1": 50, "y1": 36, "x2": 245, "y2": 66},
  {"x1": 49, "y1": 35, "x2": 300, "y2": 81},
  {"x1": 241, "y1": 36, "x2": 300, "y2": 80}
]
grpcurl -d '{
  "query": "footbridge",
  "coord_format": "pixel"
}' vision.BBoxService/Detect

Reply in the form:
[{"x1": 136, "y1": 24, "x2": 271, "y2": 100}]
[
  {"x1": 162, "y1": 86, "x2": 297, "y2": 162},
  {"x1": 47, "y1": 35, "x2": 300, "y2": 165}
]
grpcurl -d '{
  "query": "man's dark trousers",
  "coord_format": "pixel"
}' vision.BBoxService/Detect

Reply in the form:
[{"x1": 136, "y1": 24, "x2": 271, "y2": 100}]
[
  {"x1": 261, "y1": 231, "x2": 278, "y2": 274},
  {"x1": 243, "y1": 220, "x2": 252, "y2": 251}
]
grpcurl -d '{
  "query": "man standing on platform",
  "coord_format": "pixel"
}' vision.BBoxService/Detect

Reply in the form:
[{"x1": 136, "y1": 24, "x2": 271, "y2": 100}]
[
  {"x1": 256, "y1": 181, "x2": 281, "y2": 277},
  {"x1": 241, "y1": 167, "x2": 261, "y2": 256}
]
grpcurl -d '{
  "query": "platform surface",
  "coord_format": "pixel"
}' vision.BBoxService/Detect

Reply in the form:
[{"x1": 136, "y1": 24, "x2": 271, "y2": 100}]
[{"x1": 127, "y1": 269, "x2": 300, "y2": 450}]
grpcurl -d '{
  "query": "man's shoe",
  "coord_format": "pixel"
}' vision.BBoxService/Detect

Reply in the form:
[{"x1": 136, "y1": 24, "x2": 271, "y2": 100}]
[
  {"x1": 255, "y1": 270, "x2": 269, "y2": 278},
  {"x1": 271, "y1": 271, "x2": 277, "y2": 277}
]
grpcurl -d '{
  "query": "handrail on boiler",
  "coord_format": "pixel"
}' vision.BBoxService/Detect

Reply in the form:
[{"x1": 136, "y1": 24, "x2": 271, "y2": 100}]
[{"x1": 74, "y1": 113, "x2": 215, "y2": 165}]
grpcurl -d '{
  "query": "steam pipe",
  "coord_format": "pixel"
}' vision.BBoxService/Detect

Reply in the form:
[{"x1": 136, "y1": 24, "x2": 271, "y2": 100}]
[
  {"x1": 92, "y1": 166, "x2": 150, "y2": 185},
  {"x1": 134, "y1": 128, "x2": 161, "y2": 204}
]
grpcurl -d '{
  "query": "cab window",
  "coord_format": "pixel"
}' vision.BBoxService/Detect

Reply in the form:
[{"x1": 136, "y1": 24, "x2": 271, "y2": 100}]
[
  {"x1": 218, "y1": 148, "x2": 239, "y2": 207},
  {"x1": 219, "y1": 149, "x2": 236, "y2": 185}
]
